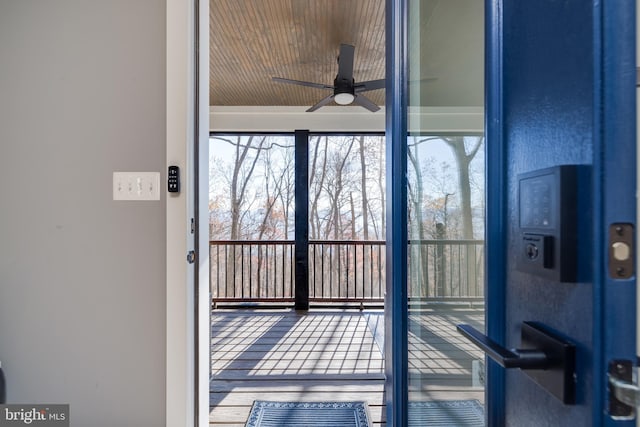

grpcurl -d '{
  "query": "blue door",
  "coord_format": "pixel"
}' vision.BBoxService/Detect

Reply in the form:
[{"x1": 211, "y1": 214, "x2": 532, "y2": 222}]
[{"x1": 385, "y1": 0, "x2": 637, "y2": 426}]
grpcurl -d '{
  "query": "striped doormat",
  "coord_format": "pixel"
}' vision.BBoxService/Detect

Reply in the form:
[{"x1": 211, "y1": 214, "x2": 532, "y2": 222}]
[
  {"x1": 409, "y1": 400, "x2": 485, "y2": 426},
  {"x1": 245, "y1": 401, "x2": 371, "y2": 427}
]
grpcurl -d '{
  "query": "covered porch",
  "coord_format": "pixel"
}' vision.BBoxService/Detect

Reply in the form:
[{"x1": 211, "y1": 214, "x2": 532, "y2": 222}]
[{"x1": 209, "y1": 307, "x2": 485, "y2": 426}]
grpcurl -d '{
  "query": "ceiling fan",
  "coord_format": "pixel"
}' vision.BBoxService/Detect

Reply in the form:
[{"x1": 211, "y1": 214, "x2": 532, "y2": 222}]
[{"x1": 272, "y1": 44, "x2": 385, "y2": 112}]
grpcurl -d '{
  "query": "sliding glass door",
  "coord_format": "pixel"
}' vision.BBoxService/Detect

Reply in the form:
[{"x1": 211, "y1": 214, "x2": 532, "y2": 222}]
[
  {"x1": 386, "y1": 0, "x2": 485, "y2": 424},
  {"x1": 406, "y1": 0, "x2": 485, "y2": 423}
]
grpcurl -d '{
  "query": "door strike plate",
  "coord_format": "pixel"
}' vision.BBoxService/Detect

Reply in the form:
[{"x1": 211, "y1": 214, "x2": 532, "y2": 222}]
[{"x1": 608, "y1": 359, "x2": 639, "y2": 420}]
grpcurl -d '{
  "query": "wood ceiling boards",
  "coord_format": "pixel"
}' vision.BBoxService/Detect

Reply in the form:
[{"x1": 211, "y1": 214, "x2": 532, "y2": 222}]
[{"x1": 209, "y1": 0, "x2": 386, "y2": 107}]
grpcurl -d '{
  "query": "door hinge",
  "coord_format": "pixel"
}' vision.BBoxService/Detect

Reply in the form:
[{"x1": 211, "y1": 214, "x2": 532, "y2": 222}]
[
  {"x1": 187, "y1": 250, "x2": 196, "y2": 264},
  {"x1": 608, "y1": 359, "x2": 640, "y2": 420}
]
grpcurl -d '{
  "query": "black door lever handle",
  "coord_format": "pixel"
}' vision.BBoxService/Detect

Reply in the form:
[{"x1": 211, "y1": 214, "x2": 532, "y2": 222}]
[
  {"x1": 456, "y1": 324, "x2": 548, "y2": 369},
  {"x1": 456, "y1": 321, "x2": 576, "y2": 404}
]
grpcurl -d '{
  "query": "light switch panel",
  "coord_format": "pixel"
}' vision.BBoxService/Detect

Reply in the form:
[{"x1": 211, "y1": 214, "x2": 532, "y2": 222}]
[{"x1": 113, "y1": 172, "x2": 161, "y2": 201}]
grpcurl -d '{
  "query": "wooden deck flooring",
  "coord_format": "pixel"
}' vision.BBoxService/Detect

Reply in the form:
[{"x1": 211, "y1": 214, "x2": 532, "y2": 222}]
[{"x1": 210, "y1": 308, "x2": 484, "y2": 426}]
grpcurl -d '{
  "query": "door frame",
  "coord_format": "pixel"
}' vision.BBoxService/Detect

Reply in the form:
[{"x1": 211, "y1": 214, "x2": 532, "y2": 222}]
[
  {"x1": 166, "y1": 0, "x2": 210, "y2": 426},
  {"x1": 484, "y1": 1, "x2": 507, "y2": 424},
  {"x1": 594, "y1": 1, "x2": 637, "y2": 425},
  {"x1": 384, "y1": 0, "x2": 409, "y2": 425},
  {"x1": 384, "y1": 1, "x2": 490, "y2": 424}
]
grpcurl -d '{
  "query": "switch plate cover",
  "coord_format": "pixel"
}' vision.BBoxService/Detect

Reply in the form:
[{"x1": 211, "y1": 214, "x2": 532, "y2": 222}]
[{"x1": 113, "y1": 172, "x2": 161, "y2": 201}]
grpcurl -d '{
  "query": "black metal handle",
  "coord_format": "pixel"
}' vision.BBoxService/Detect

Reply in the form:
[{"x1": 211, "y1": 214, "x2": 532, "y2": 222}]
[
  {"x1": 457, "y1": 324, "x2": 548, "y2": 369},
  {"x1": 458, "y1": 321, "x2": 576, "y2": 404}
]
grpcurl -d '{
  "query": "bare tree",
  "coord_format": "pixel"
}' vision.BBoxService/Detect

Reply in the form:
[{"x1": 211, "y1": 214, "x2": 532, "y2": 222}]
[
  {"x1": 309, "y1": 136, "x2": 328, "y2": 240},
  {"x1": 324, "y1": 136, "x2": 356, "y2": 239},
  {"x1": 225, "y1": 135, "x2": 266, "y2": 239},
  {"x1": 256, "y1": 149, "x2": 281, "y2": 240},
  {"x1": 358, "y1": 135, "x2": 369, "y2": 240},
  {"x1": 407, "y1": 141, "x2": 431, "y2": 296},
  {"x1": 270, "y1": 149, "x2": 294, "y2": 238},
  {"x1": 211, "y1": 135, "x2": 266, "y2": 296},
  {"x1": 425, "y1": 161, "x2": 458, "y2": 237},
  {"x1": 377, "y1": 143, "x2": 385, "y2": 238},
  {"x1": 440, "y1": 136, "x2": 483, "y2": 239}
]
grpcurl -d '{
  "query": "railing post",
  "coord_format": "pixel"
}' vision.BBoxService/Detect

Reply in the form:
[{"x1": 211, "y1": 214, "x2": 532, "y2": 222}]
[
  {"x1": 295, "y1": 129, "x2": 309, "y2": 310},
  {"x1": 435, "y1": 223, "x2": 445, "y2": 296}
]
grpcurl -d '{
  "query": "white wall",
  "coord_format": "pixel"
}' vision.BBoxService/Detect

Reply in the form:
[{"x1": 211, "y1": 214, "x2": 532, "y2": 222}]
[{"x1": 0, "y1": 1, "x2": 166, "y2": 426}]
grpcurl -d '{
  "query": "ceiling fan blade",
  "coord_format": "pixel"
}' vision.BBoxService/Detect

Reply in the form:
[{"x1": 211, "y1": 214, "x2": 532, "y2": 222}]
[
  {"x1": 355, "y1": 79, "x2": 385, "y2": 92},
  {"x1": 353, "y1": 94, "x2": 380, "y2": 112},
  {"x1": 272, "y1": 77, "x2": 333, "y2": 90},
  {"x1": 306, "y1": 94, "x2": 335, "y2": 112},
  {"x1": 336, "y1": 44, "x2": 355, "y2": 81}
]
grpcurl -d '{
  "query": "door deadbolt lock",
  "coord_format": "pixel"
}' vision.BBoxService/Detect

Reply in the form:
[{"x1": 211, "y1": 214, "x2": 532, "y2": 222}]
[
  {"x1": 526, "y1": 243, "x2": 539, "y2": 260},
  {"x1": 608, "y1": 224, "x2": 634, "y2": 279}
]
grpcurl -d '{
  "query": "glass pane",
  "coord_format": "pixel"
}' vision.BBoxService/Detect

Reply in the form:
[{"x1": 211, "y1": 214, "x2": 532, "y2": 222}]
[
  {"x1": 209, "y1": 134, "x2": 295, "y2": 302},
  {"x1": 406, "y1": 1, "x2": 486, "y2": 424},
  {"x1": 308, "y1": 134, "x2": 386, "y2": 304},
  {"x1": 209, "y1": 134, "x2": 296, "y2": 240},
  {"x1": 308, "y1": 134, "x2": 385, "y2": 241}
]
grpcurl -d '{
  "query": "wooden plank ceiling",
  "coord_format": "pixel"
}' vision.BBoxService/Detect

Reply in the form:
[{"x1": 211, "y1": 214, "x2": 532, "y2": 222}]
[{"x1": 210, "y1": 0, "x2": 386, "y2": 107}]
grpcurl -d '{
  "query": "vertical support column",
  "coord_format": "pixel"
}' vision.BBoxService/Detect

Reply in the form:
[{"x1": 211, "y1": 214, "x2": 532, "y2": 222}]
[
  {"x1": 295, "y1": 129, "x2": 310, "y2": 310},
  {"x1": 435, "y1": 223, "x2": 445, "y2": 296}
]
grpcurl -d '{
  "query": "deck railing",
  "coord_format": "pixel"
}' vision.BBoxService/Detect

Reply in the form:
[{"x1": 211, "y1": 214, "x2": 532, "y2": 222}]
[
  {"x1": 209, "y1": 240, "x2": 295, "y2": 302},
  {"x1": 209, "y1": 239, "x2": 484, "y2": 306},
  {"x1": 309, "y1": 240, "x2": 385, "y2": 303},
  {"x1": 407, "y1": 240, "x2": 484, "y2": 301}
]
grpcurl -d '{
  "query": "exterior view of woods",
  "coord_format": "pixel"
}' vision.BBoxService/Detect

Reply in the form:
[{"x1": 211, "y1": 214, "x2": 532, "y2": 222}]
[
  {"x1": 407, "y1": 135, "x2": 485, "y2": 301},
  {"x1": 308, "y1": 135, "x2": 385, "y2": 240},
  {"x1": 209, "y1": 134, "x2": 385, "y2": 241},
  {"x1": 209, "y1": 133, "x2": 484, "y2": 304},
  {"x1": 210, "y1": 135, "x2": 296, "y2": 240}
]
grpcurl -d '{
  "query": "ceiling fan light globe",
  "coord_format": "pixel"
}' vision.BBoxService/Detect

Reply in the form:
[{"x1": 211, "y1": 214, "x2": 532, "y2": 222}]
[{"x1": 334, "y1": 92, "x2": 355, "y2": 105}]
